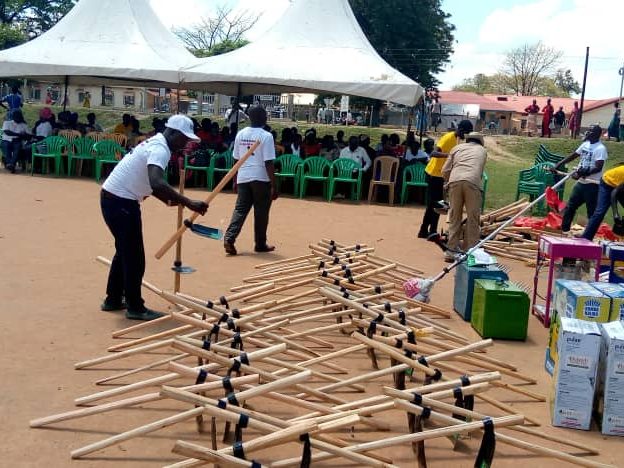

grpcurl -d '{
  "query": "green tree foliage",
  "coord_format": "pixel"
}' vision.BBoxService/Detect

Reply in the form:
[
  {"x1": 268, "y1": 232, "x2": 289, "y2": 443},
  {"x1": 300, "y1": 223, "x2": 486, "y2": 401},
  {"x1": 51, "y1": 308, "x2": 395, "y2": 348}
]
[
  {"x1": 554, "y1": 68, "x2": 581, "y2": 96},
  {"x1": 452, "y1": 73, "x2": 513, "y2": 95},
  {"x1": 348, "y1": 0, "x2": 455, "y2": 88},
  {"x1": 0, "y1": 0, "x2": 75, "y2": 41},
  {"x1": 190, "y1": 39, "x2": 249, "y2": 58},
  {"x1": 0, "y1": 23, "x2": 26, "y2": 50}
]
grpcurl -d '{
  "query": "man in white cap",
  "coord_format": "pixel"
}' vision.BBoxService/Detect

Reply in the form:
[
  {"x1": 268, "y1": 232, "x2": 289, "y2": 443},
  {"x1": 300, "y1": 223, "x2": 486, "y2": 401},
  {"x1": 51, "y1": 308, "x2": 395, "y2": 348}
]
[
  {"x1": 441, "y1": 132, "x2": 488, "y2": 262},
  {"x1": 100, "y1": 115, "x2": 208, "y2": 321}
]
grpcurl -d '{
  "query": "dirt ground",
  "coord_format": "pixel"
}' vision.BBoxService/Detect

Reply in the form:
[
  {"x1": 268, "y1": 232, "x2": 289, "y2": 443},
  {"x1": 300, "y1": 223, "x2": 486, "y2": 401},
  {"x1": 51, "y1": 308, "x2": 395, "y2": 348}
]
[{"x1": 0, "y1": 172, "x2": 620, "y2": 468}]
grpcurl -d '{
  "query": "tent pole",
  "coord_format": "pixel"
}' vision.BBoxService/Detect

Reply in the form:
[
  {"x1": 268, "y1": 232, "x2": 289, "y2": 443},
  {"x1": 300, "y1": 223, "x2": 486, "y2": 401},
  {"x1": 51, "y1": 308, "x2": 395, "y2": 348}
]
[
  {"x1": 406, "y1": 106, "x2": 414, "y2": 134},
  {"x1": 176, "y1": 83, "x2": 181, "y2": 114},
  {"x1": 62, "y1": 75, "x2": 69, "y2": 112},
  {"x1": 235, "y1": 82, "x2": 242, "y2": 127},
  {"x1": 419, "y1": 98, "x2": 425, "y2": 144}
]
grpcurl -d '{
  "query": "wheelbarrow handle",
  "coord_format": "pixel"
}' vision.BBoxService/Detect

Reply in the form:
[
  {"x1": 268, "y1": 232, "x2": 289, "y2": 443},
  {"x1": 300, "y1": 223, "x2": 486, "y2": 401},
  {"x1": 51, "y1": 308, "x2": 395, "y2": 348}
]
[{"x1": 155, "y1": 140, "x2": 261, "y2": 259}]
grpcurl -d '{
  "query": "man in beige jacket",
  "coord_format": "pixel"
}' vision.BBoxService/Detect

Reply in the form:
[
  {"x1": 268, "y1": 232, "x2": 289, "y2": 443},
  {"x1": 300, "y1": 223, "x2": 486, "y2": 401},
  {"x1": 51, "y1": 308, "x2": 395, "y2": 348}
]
[{"x1": 441, "y1": 132, "x2": 487, "y2": 262}]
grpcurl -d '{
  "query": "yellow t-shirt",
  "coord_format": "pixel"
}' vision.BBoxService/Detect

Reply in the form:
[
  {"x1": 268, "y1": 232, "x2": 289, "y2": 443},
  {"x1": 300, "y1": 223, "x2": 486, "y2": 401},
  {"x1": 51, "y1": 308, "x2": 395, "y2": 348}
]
[
  {"x1": 603, "y1": 165, "x2": 624, "y2": 187},
  {"x1": 425, "y1": 131, "x2": 459, "y2": 177}
]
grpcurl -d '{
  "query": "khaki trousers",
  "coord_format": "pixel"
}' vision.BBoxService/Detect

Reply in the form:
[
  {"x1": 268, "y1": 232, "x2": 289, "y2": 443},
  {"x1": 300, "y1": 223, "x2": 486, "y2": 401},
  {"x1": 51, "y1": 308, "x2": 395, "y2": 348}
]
[{"x1": 447, "y1": 180, "x2": 482, "y2": 252}]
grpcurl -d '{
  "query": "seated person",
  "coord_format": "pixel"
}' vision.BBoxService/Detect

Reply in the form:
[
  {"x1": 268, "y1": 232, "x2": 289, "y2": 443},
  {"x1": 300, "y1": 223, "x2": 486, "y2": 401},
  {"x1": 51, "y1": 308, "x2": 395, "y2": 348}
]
[
  {"x1": 205, "y1": 122, "x2": 224, "y2": 151},
  {"x1": 32, "y1": 107, "x2": 54, "y2": 141},
  {"x1": 335, "y1": 130, "x2": 346, "y2": 149},
  {"x1": 129, "y1": 117, "x2": 144, "y2": 147},
  {"x1": 302, "y1": 131, "x2": 321, "y2": 157},
  {"x1": 196, "y1": 118, "x2": 212, "y2": 142},
  {"x1": 339, "y1": 136, "x2": 371, "y2": 172},
  {"x1": 290, "y1": 133, "x2": 302, "y2": 157},
  {"x1": 113, "y1": 113, "x2": 132, "y2": 136},
  {"x1": 272, "y1": 130, "x2": 285, "y2": 155},
  {"x1": 2, "y1": 109, "x2": 31, "y2": 172},
  {"x1": 85, "y1": 112, "x2": 103, "y2": 133},
  {"x1": 319, "y1": 134, "x2": 339, "y2": 161},
  {"x1": 405, "y1": 141, "x2": 429, "y2": 164}
]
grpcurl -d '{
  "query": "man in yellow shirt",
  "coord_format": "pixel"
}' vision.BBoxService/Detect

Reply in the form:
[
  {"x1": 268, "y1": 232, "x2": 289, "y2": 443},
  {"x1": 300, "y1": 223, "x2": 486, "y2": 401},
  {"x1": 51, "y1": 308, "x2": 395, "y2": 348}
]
[
  {"x1": 418, "y1": 119, "x2": 473, "y2": 237},
  {"x1": 581, "y1": 165, "x2": 624, "y2": 240}
]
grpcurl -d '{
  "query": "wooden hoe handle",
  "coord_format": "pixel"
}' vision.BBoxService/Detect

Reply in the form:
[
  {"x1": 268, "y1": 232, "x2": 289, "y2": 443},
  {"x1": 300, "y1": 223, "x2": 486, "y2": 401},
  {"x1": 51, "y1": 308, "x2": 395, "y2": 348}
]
[{"x1": 155, "y1": 140, "x2": 261, "y2": 259}]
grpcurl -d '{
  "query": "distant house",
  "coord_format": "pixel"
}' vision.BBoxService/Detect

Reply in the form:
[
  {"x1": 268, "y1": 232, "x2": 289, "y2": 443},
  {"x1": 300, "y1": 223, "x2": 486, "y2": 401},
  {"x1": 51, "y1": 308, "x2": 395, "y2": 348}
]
[{"x1": 437, "y1": 91, "x2": 622, "y2": 135}]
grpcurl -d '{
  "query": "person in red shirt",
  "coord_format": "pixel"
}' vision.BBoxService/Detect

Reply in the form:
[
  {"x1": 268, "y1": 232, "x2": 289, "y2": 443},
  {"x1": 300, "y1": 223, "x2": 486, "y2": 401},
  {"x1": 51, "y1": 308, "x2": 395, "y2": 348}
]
[
  {"x1": 542, "y1": 98, "x2": 554, "y2": 138},
  {"x1": 302, "y1": 131, "x2": 321, "y2": 157},
  {"x1": 196, "y1": 118, "x2": 212, "y2": 142}
]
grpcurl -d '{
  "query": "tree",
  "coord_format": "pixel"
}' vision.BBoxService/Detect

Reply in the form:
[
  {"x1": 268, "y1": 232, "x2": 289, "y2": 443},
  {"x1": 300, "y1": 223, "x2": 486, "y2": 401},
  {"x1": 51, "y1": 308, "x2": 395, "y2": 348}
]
[
  {"x1": 501, "y1": 41, "x2": 563, "y2": 95},
  {"x1": 0, "y1": 0, "x2": 75, "y2": 41},
  {"x1": 452, "y1": 73, "x2": 513, "y2": 95},
  {"x1": 174, "y1": 5, "x2": 257, "y2": 57},
  {"x1": 0, "y1": 23, "x2": 26, "y2": 50},
  {"x1": 348, "y1": 0, "x2": 455, "y2": 88},
  {"x1": 554, "y1": 68, "x2": 581, "y2": 96}
]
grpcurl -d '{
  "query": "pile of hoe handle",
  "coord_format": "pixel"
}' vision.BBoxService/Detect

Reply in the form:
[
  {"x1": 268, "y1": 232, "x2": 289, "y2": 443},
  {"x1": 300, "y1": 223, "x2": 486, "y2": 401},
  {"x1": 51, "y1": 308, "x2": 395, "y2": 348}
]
[{"x1": 29, "y1": 239, "x2": 613, "y2": 467}]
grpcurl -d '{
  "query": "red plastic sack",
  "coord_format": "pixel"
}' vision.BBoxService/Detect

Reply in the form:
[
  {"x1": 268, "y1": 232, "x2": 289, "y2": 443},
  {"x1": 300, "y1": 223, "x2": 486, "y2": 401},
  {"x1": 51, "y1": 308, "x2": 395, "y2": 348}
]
[
  {"x1": 596, "y1": 223, "x2": 617, "y2": 241},
  {"x1": 545, "y1": 212, "x2": 562, "y2": 230},
  {"x1": 514, "y1": 216, "x2": 547, "y2": 230},
  {"x1": 545, "y1": 186, "x2": 566, "y2": 213}
]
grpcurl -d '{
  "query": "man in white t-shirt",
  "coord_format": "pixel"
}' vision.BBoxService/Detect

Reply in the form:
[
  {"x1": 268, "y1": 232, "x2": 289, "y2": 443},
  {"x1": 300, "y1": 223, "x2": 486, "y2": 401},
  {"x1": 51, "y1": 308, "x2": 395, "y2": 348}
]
[
  {"x1": 225, "y1": 104, "x2": 248, "y2": 127},
  {"x1": 339, "y1": 136, "x2": 372, "y2": 171},
  {"x1": 553, "y1": 124, "x2": 608, "y2": 235},
  {"x1": 223, "y1": 106, "x2": 277, "y2": 256},
  {"x1": 100, "y1": 115, "x2": 207, "y2": 321},
  {"x1": 2, "y1": 109, "x2": 30, "y2": 173}
]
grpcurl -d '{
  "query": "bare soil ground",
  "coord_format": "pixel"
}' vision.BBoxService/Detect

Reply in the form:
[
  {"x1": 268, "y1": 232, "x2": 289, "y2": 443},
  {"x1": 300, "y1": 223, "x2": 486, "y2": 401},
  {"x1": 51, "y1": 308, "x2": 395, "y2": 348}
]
[{"x1": 0, "y1": 172, "x2": 620, "y2": 467}]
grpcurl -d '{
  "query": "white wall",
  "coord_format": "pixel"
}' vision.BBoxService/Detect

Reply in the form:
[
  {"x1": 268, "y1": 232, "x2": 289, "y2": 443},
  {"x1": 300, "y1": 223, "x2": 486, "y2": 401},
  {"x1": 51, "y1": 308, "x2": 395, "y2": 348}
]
[{"x1": 582, "y1": 99, "x2": 623, "y2": 128}]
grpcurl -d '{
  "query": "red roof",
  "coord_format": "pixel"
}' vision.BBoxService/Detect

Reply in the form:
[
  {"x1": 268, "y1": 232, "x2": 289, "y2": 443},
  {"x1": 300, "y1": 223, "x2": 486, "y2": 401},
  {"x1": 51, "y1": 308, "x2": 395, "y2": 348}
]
[{"x1": 437, "y1": 91, "x2": 613, "y2": 115}]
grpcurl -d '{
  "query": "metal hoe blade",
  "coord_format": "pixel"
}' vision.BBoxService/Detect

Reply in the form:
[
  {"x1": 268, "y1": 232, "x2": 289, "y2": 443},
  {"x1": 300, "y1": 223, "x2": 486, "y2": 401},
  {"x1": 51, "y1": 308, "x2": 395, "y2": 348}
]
[{"x1": 184, "y1": 219, "x2": 223, "y2": 240}]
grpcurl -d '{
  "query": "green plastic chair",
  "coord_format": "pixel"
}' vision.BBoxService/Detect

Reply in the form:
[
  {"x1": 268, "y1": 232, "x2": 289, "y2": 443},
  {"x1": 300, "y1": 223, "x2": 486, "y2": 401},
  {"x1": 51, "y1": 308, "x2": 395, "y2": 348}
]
[
  {"x1": 68, "y1": 136, "x2": 96, "y2": 177},
  {"x1": 516, "y1": 162, "x2": 560, "y2": 214},
  {"x1": 481, "y1": 171, "x2": 489, "y2": 211},
  {"x1": 400, "y1": 164, "x2": 427, "y2": 205},
  {"x1": 184, "y1": 150, "x2": 214, "y2": 187},
  {"x1": 207, "y1": 150, "x2": 234, "y2": 190},
  {"x1": 275, "y1": 154, "x2": 303, "y2": 196},
  {"x1": 299, "y1": 156, "x2": 331, "y2": 200},
  {"x1": 94, "y1": 140, "x2": 125, "y2": 182},
  {"x1": 329, "y1": 158, "x2": 362, "y2": 201},
  {"x1": 31, "y1": 136, "x2": 68, "y2": 176}
]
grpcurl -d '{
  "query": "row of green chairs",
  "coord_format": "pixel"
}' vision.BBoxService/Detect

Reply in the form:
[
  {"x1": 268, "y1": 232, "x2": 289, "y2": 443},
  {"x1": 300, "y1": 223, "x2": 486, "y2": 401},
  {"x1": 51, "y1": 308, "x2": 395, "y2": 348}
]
[
  {"x1": 31, "y1": 135, "x2": 125, "y2": 181},
  {"x1": 184, "y1": 150, "x2": 234, "y2": 190}
]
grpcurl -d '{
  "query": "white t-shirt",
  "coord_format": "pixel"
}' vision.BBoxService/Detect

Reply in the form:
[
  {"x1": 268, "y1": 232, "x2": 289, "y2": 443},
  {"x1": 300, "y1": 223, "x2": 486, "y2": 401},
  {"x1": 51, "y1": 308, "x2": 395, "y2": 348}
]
[
  {"x1": 405, "y1": 148, "x2": 429, "y2": 162},
  {"x1": 225, "y1": 109, "x2": 248, "y2": 126},
  {"x1": 2, "y1": 120, "x2": 29, "y2": 142},
  {"x1": 339, "y1": 146, "x2": 372, "y2": 171},
  {"x1": 102, "y1": 133, "x2": 170, "y2": 201},
  {"x1": 35, "y1": 121, "x2": 53, "y2": 138},
  {"x1": 575, "y1": 140, "x2": 608, "y2": 184},
  {"x1": 234, "y1": 126, "x2": 275, "y2": 184}
]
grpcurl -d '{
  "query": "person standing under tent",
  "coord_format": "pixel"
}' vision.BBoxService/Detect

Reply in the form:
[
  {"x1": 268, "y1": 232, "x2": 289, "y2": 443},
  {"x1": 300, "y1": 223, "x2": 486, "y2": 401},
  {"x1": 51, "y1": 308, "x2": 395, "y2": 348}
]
[
  {"x1": 100, "y1": 115, "x2": 207, "y2": 321},
  {"x1": 418, "y1": 119, "x2": 473, "y2": 238},
  {"x1": 225, "y1": 103, "x2": 248, "y2": 127},
  {"x1": 552, "y1": 125, "x2": 608, "y2": 236},
  {"x1": 223, "y1": 106, "x2": 277, "y2": 256},
  {"x1": 1, "y1": 86, "x2": 23, "y2": 119}
]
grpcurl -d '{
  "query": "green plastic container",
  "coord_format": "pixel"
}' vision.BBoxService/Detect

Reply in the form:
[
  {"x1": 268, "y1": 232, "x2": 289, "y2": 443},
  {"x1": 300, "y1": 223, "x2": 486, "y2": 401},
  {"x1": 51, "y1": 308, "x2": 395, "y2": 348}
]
[{"x1": 471, "y1": 279, "x2": 530, "y2": 340}]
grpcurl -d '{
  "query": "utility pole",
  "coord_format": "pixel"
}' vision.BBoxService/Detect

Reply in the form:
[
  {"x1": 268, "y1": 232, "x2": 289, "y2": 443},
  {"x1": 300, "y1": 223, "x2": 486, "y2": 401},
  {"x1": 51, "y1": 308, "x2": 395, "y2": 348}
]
[
  {"x1": 618, "y1": 63, "x2": 624, "y2": 102},
  {"x1": 577, "y1": 47, "x2": 590, "y2": 139}
]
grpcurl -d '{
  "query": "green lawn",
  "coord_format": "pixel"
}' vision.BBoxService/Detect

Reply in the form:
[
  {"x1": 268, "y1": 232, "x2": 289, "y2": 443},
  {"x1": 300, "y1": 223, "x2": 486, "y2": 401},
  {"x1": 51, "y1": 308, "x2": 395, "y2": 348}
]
[{"x1": 15, "y1": 104, "x2": 624, "y2": 218}]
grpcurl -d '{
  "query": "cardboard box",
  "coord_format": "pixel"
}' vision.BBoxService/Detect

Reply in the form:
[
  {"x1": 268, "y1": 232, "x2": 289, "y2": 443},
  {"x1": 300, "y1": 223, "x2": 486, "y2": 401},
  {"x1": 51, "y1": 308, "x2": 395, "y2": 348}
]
[
  {"x1": 590, "y1": 282, "x2": 624, "y2": 322},
  {"x1": 545, "y1": 310, "x2": 560, "y2": 375},
  {"x1": 596, "y1": 321, "x2": 624, "y2": 436},
  {"x1": 553, "y1": 279, "x2": 611, "y2": 323},
  {"x1": 550, "y1": 317, "x2": 601, "y2": 430}
]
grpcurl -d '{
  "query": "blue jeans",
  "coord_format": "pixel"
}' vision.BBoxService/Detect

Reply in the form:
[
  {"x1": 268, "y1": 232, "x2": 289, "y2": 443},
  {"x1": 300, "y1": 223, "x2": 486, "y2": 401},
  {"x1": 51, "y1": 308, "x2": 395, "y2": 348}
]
[
  {"x1": 582, "y1": 181, "x2": 624, "y2": 240},
  {"x1": 1, "y1": 140, "x2": 18, "y2": 167}
]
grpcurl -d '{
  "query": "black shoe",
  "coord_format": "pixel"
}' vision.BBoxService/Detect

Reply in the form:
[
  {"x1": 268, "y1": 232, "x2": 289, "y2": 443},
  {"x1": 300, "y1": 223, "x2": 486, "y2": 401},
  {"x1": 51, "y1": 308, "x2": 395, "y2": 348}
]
[
  {"x1": 255, "y1": 244, "x2": 275, "y2": 253},
  {"x1": 101, "y1": 298, "x2": 127, "y2": 312},
  {"x1": 125, "y1": 308, "x2": 165, "y2": 321},
  {"x1": 224, "y1": 240, "x2": 237, "y2": 256},
  {"x1": 417, "y1": 229, "x2": 428, "y2": 239}
]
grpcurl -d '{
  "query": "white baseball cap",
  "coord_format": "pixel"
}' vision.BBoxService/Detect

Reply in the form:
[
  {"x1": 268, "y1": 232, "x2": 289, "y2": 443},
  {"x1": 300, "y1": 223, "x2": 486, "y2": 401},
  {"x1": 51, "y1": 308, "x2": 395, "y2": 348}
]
[{"x1": 165, "y1": 114, "x2": 199, "y2": 141}]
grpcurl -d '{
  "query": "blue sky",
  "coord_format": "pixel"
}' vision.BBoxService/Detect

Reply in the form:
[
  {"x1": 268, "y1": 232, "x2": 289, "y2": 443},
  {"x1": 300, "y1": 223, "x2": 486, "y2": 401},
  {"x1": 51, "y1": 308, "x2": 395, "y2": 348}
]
[{"x1": 151, "y1": 0, "x2": 624, "y2": 99}]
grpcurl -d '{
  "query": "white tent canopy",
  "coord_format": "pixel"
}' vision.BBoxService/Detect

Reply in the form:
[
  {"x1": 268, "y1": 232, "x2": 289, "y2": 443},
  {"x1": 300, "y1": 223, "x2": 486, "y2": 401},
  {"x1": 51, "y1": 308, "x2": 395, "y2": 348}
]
[
  {"x1": 181, "y1": 0, "x2": 423, "y2": 106},
  {"x1": 0, "y1": 0, "x2": 197, "y2": 86}
]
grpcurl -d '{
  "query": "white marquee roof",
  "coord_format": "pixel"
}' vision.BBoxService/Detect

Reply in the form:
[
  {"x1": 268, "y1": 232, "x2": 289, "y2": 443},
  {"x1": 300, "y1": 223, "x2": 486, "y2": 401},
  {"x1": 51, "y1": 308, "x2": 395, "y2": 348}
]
[
  {"x1": 182, "y1": 0, "x2": 423, "y2": 106},
  {"x1": 0, "y1": 0, "x2": 197, "y2": 86}
]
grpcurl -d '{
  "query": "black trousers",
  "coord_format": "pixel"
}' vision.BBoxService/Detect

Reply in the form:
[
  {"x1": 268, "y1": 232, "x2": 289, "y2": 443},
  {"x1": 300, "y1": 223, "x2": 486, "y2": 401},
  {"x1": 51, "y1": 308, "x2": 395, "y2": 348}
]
[
  {"x1": 225, "y1": 181, "x2": 272, "y2": 247},
  {"x1": 561, "y1": 182, "x2": 599, "y2": 232},
  {"x1": 100, "y1": 191, "x2": 145, "y2": 311},
  {"x1": 419, "y1": 174, "x2": 444, "y2": 234}
]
